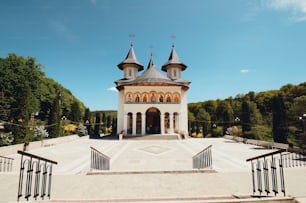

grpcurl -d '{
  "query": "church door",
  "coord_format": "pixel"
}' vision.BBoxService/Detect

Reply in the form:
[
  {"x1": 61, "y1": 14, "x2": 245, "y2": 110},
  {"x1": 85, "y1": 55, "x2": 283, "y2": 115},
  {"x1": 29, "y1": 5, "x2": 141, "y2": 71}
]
[{"x1": 146, "y1": 107, "x2": 161, "y2": 134}]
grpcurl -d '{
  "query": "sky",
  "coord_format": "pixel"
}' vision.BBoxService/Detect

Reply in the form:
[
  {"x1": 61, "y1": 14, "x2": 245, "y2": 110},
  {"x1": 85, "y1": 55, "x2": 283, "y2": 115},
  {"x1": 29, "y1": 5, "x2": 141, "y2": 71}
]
[{"x1": 0, "y1": 0, "x2": 305, "y2": 110}]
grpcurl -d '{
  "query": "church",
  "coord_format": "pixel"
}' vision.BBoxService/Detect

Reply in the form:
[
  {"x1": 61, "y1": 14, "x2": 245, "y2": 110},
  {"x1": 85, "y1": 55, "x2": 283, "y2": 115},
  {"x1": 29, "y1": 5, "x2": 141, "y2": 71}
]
[{"x1": 115, "y1": 43, "x2": 190, "y2": 136}]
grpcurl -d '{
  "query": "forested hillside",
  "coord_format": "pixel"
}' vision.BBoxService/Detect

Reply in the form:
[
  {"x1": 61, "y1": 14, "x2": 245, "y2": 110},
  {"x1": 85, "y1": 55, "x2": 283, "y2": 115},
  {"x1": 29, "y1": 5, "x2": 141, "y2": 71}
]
[
  {"x1": 188, "y1": 82, "x2": 306, "y2": 148},
  {"x1": 0, "y1": 53, "x2": 86, "y2": 145}
]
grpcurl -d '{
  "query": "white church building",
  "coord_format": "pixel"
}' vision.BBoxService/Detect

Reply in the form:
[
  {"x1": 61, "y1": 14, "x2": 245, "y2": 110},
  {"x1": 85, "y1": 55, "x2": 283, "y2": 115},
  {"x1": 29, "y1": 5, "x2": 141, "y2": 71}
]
[{"x1": 115, "y1": 43, "x2": 190, "y2": 136}]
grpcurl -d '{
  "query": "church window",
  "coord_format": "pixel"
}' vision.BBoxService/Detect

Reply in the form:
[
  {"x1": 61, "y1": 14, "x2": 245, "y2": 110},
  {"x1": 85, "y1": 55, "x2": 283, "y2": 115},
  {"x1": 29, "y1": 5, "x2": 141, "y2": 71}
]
[
  {"x1": 128, "y1": 69, "x2": 132, "y2": 77},
  {"x1": 173, "y1": 69, "x2": 177, "y2": 77}
]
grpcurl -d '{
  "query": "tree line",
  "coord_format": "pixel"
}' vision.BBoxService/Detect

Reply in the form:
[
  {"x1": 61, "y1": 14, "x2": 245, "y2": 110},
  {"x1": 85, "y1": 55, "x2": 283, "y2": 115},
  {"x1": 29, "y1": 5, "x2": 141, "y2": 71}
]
[
  {"x1": 188, "y1": 82, "x2": 306, "y2": 148},
  {"x1": 0, "y1": 53, "x2": 88, "y2": 145}
]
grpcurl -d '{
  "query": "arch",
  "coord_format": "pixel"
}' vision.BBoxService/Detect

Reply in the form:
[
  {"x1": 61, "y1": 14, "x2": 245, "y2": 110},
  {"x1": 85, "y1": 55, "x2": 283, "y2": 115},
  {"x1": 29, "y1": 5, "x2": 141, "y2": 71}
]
[
  {"x1": 127, "y1": 112, "x2": 133, "y2": 134},
  {"x1": 136, "y1": 112, "x2": 142, "y2": 134},
  {"x1": 158, "y1": 92, "x2": 164, "y2": 103},
  {"x1": 146, "y1": 107, "x2": 160, "y2": 134},
  {"x1": 164, "y1": 112, "x2": 170, "y2": 133},
  {"x1": 165, "y1": 93, "x2": 172, "y2": 103},
  {"x1": 150, "y1": 91, "x2": 157, "y2": 103},
  {"x1": 142, "y1": 92, "x2": 149, "y2": 103},
  {"x1": 126, "y1": 92, "x2": 133, "y2": 103},
  {"x1": 135, "y1": 93, "x2": 141, "y2": 102},
  {"x1": 173, "y1": 92, "x2": 180, "y2": 103}
]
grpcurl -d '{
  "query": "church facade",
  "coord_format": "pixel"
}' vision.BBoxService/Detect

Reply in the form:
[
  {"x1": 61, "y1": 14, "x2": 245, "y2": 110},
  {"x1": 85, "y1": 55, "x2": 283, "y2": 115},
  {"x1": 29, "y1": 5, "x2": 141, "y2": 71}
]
[{"x1": 115, "y1": 44, "x2": 190, "y2": 136}]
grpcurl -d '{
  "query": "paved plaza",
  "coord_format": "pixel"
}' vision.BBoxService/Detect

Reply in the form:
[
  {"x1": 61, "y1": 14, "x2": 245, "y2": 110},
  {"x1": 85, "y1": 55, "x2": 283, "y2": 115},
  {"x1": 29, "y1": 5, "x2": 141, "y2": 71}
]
[{"x1": 1, "y1": 136, "x2": 306, "y2": 202}]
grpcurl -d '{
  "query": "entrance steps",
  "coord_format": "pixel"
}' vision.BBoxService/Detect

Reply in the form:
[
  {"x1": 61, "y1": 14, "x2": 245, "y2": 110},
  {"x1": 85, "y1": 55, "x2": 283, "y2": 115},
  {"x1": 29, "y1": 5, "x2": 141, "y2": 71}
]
[
  {"x1": 123, "y1": 134, "x2": 181, "y2": 140},
  {"x1": 40, "y1": 196, "x2": 296, "y2": 203}
]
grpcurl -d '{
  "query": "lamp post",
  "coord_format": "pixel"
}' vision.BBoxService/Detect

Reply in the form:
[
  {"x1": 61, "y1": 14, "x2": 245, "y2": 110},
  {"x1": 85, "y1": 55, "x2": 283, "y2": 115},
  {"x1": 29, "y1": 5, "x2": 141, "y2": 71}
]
[
  {"x1": 299, "y1": 114, "x2": 306, "y2": 142},
  {"x1": 61, "y1": 116, "x2": 67, "y2": 136},
  {"x1": 235, "y1": 117, "x2": 240, "y2": 137}
]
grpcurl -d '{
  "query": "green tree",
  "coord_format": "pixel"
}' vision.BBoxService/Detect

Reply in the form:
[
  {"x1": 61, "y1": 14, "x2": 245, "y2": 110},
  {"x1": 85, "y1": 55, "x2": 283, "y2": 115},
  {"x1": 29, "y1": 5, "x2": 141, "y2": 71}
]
[
  {"x1": 70, "y1": 101, "x2": 82, "y2": 123},
  {"x1": 48, "y1": 93, "x2": 61, "y2": 138},
  {"x1": 272, "y1": 95, "x2": 288, "y2": 143},
  {"x1": 94, "y1": 112, "x2": 101, "y2": 136}
]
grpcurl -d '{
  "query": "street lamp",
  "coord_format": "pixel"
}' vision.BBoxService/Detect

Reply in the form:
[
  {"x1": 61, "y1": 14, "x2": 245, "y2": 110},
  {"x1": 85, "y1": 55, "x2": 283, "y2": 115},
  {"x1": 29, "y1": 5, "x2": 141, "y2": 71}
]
[
  {"x1": 235, "y1": 117, "x2": 240, "y2": 136},
  {"x1": 299, "y1": 114, "x2": 306, "y2": 141}
]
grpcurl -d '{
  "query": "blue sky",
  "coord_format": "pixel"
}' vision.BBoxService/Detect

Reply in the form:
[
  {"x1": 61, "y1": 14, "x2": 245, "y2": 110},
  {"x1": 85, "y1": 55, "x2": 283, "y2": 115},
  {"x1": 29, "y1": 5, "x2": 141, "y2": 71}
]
[{"x1": 1, "y1": 0, "x2": 305, "y2": 110}]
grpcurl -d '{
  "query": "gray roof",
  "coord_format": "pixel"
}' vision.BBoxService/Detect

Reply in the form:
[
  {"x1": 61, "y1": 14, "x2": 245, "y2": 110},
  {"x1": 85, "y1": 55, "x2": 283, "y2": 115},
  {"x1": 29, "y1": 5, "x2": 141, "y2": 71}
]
[
  {"x1": 115, "y1": 55, "x2": 190, "y2": 89},
  {"x1": 162, "y1": 46, "x2": 187, "y2": 71},
  {"x1": 117, "y1": 45, "x2": 144, "y2": 71}
]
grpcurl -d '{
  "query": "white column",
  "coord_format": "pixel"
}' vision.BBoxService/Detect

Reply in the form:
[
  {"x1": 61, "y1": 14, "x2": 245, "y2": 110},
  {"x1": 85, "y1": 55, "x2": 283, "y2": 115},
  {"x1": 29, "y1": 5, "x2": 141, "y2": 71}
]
[
  {"x1": 141, "y1": 113, "x2": 146, "y2": 135},
  {"x1": 123, "y1": 114, "x2": 127, "y2": 134},
  {"x1": 169, "y1": 113, "x2": 174, "y2": 134},
  {"x1": 175, "y1": 113, "x2": 179, "y2": 132},
  {"x1": 132, "y1": 113, "x2": 136, "y2": 135},
  {"x1": 160, "y1": 113, "x2": 165, "y2": 135}
]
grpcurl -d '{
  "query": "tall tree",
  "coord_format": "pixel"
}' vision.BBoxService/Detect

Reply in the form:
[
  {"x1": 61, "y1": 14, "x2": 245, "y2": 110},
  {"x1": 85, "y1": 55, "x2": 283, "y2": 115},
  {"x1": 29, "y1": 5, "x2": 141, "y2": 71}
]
[
  {"x1": 48, "y1": 92, "x2": 61, "y2": 138},
  {"x1": 241, "y1": 101, "x2": 252, "y2": 134},
  {"x1": 272, "y1": 95, "x2": 288, "y2": 143},
  {"x1": 70, "y1": 101, "x2": 82, "y2": 122},
  {"x1": 94, "y1": 112, "x2": 101, "y2": 136}
]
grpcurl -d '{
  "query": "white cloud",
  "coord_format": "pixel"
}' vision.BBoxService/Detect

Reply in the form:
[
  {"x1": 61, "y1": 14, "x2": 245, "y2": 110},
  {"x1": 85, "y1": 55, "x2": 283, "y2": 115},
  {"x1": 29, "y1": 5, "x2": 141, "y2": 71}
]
[
  {"x1": 48, "y1": 19, "x2": 79, "y2": 42},
  {"x1": 265, "y1": 0, "x2": 306, "y2": 22},
  {"x1": 107, "y1": 86, "x2": 118, "y2": 92},
  {"x1": 240, "y1": 69, "x2": 256, "y2": 74}
]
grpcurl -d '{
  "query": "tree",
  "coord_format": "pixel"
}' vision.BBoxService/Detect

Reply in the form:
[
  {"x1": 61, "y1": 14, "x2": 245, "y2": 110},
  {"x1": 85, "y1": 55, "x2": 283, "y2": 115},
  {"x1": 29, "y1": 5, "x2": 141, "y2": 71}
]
[
  {"x1": 48, "y1": 93, "x2": 61, "y2": 138},
  {"x1": 70, "y1": 101, "x2": 82, "y2": 123},
  {"x1": 196, "y1": 108, "x2": 211, "y2": 137},
  {"x1": 272, "y1": 95, "x2": 288, "y2": 143},
  {"x1": 94, "y1": 112, "x2": 101, "y2": 136},
  {"x1": 241, "y1": 101, "x2": 252, "y2": 134}
]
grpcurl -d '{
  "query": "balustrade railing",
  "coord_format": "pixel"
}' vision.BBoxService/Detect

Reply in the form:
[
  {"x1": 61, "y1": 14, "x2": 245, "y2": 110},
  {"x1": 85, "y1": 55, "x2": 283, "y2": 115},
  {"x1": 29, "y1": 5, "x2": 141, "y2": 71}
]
[
  {"x1": 247, "y1": 149, "x2": 286, "y2": 197},
  {"x1": 0, "y1": 155, "x2": 14, "y2": 172},
  {"x1": 90, "y1": 146, "x2": 110, "y2": 171},
  {"x1": 281, "y1": 149, "x2": 306, "y2": 168},
  {"x1": 192, "y1": 145, "x2": 212, "y2": 169},
  {"x1": 17, "y1": 150, "x2": 57, "y2": 201}
]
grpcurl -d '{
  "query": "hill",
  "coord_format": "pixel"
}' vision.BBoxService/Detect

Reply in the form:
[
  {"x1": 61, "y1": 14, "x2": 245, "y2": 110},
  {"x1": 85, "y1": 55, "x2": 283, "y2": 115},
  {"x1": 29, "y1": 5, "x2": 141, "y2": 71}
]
[
  {"x1": 0, "y1": 53, "x2": 86, "y2": 145},
  {"x1": 188, "y1": 82, "x2": 306, "y2": 148}
]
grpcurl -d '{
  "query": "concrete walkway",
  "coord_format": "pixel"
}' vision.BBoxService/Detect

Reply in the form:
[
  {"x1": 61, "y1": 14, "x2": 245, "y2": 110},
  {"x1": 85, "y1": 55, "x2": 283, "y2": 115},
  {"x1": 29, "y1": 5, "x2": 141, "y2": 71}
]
[{"x1": 1, "y1": 136, "x2": 306, "y2": 202}]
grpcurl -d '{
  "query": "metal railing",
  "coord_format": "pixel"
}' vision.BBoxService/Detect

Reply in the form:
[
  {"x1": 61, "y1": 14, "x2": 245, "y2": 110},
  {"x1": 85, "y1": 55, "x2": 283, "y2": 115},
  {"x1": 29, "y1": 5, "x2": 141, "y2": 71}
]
[
  {"x1": 17, "y1": 150, "x2": 57, "y2": 201},
  {"x1": 282, "y1": 149, "x2": 306, "y2": 168},
  {"x1": 0, "y1": 155, "x2": 14, "y2": 172},
  {"x1": 90, "y1": 146, "x2": 110, "y2": 170},
  {"x1": 192, "y1": 145, "x2": 212, "y2": 169},
  {"x1": 246, "y1": 149, "x2": 286, "y2": 197}
]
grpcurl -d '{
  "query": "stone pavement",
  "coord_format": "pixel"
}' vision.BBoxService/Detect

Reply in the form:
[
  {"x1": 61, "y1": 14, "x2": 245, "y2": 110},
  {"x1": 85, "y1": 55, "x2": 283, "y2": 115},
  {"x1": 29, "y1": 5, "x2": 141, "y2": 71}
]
[{"x1": 1, "y1": 136, "x2": 306, "y2": 202}]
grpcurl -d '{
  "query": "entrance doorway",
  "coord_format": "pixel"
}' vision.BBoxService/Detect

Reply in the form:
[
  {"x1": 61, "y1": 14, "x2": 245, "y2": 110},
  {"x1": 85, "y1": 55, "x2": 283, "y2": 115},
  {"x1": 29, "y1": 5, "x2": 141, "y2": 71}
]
[{"x1": 146, "y1": 107, "x2": 160, "y2": 134}]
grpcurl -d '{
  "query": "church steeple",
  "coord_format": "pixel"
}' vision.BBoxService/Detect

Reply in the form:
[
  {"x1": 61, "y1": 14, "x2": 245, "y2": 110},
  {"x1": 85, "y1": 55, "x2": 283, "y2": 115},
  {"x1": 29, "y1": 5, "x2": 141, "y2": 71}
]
[
  {"x1": 117, "y1": 44, "x2": 144, "y2": 80},
  {"x1": 162, "y1": 45, "x2": 187, "y2": 80}
]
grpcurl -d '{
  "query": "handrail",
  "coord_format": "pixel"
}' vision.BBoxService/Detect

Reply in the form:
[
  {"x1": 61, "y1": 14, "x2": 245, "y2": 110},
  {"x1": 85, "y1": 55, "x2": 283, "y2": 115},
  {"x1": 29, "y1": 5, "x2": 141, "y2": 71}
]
[
  {"x1": 0, "y1": 155, "x2": 14, "y2": 172},
  {"x1": 17, "y1": 150, "x2": 58, "y2": 164},
  {"x1": 0, "y1": 155, "x2": 14, "y2": 160},
  {"x1": 192, "y1": 145, "x2": 212, "y2": 159},
  {"x1": 246, "y1": 149, "x2": 285, "y2": 162},
  {"x1": 192, "y1": 145, "x2": 212, "y2": 169},
  {"x1": 90, "y1": 146, "x2": 110, "y2": 170},
  {"x1": 90, "y1": 147, "x2": 110, "y2": 160},
  {"x1": 17, "y1": 150, "x2": 57, "y2": 201}
]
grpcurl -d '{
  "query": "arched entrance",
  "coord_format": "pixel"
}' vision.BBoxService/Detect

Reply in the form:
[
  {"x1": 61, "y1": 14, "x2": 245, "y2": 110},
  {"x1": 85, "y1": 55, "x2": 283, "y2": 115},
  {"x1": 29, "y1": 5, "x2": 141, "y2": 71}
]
[{"x1": 146, "y1": 107, "x2": 160, "y2": 134}]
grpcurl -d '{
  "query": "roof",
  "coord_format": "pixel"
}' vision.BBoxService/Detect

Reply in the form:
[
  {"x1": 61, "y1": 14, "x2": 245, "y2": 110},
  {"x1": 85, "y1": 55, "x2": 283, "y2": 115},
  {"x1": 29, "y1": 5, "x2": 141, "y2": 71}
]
[
  {"x1": 115, "y1": 54, "x2": 190, "y2": 90},
  {"x1": 117, "y1": 45, "x2": 144, "y2": 71},
  {"x1": 162, "y1": 46, "x2": 187, "y2": 71}
]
